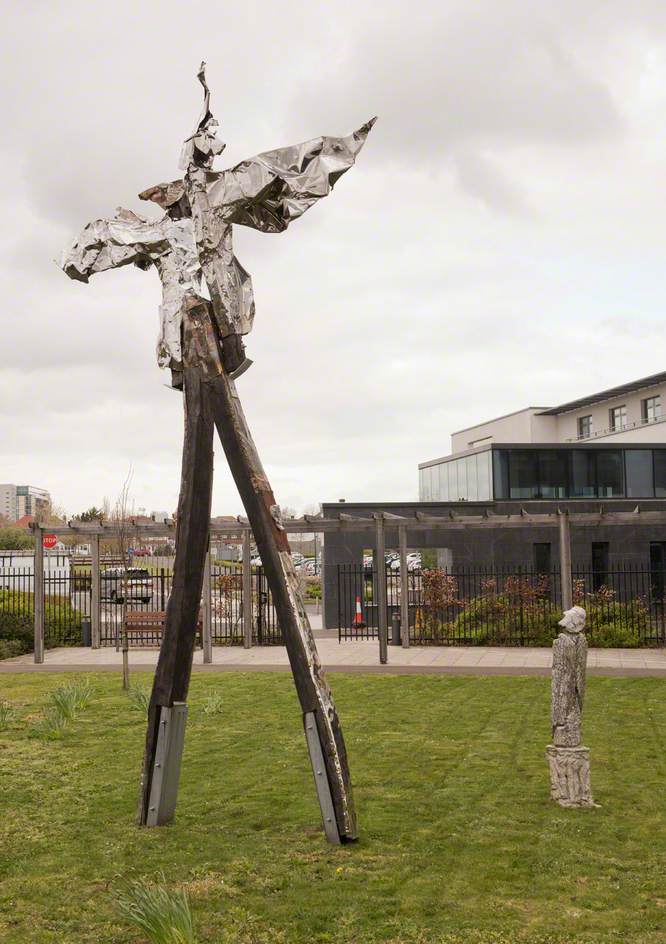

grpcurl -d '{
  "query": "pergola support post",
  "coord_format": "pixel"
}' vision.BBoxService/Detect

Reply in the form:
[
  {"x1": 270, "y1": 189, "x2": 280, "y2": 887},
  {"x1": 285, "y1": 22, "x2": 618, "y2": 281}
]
[
  {"x1": 202, "y1": 547, "x2": 212, "y2": 663},
  {"x1": 34, "y1": 526, "x2": 44, "y2": 664},
  {"x1": 91, "y1": 533, "x2": 101, "y2": 649},
  {"x1": 242, "y1": 529, "x2": 252, "y2": 649},
  {"x1": 375, "y1": 514, "x2": 388, "y2": 665},
  {"x1": 559, "y1": 510, "x2": 573, "y2": 611},
  {"x1": 399, "y1": 524, "x2": 410, "y2": 648}
]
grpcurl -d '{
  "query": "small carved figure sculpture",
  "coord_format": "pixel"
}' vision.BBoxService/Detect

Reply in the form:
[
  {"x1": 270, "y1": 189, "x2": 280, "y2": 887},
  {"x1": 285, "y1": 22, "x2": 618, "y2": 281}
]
[{"x1": 546, "y1": 605, "x2": 595, "y2": 808}]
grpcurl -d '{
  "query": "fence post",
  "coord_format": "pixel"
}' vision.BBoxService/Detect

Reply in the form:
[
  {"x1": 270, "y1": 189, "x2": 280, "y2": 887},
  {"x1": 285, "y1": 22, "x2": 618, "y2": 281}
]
[
  {"x1": 559, "y1": 510, "x2": 573, "y2": 611},
  {"x1": 202, "y1": 547, "x2": 212, "y2": 663},
  {"x1": 375, "y1": 514, "x2": 388, "y2": 664},
  {"x1": 242, "y1": 528, "x2": 252, "y2": 648},
  {"x1": 399, "y1": 524, "x2": 410, "y2": 649},
  {"x1": 34, "y1": 526, "x2": 44, "y2": 664},
  {"x1": 91, "y1": 533, "x2": 100, "y2": 649}
]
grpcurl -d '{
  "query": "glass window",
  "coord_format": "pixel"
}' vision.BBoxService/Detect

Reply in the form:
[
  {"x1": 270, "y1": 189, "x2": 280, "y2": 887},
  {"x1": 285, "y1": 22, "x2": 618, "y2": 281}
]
[
  {"x1": 477, "y1": 451, "x2": 492, "y2": 500},
  {"x1": 597, "y1": 450, "x2": 624, "y2": 497},
  {"x1": 466, "y1": 454, "x2": 478, "y2": 501},
  {"x1": 609, "y1": 405, "x2": 627, "y2": 431},
  {"x1": 438, "y1": 463, "x2": 449, "y2": 501},
  {"x1": 642, "y1": 396, "x2": 662, "y2": 423},
  {"x1": 420, "y1": 467, "x2": 431, "y2": 501},
  {"x1": 538, "y1": 450, "x2": 568, "y2": 498},
  {"x1": 508, "y1": 451, "x2": 539, "y2": 499},
  {"x1": 492, "y1": 450, "x2": 509, "y2": 500},
  {"x1": 533, "y1": 543, "x2": 551, "y2": 574},
  {"x1": 651, "y1": 542, "x2": 666, "y2": 600},
  {"x1": 626, "y1": 450, "x2": 654, "y2": 498},
  {"x1": 591, "y1": 542, "x2": 609, "y2": 591},
  {"x1": 577, "y1": 415, "x2": 592, "y2": 439},
  {"x1": 571, "y1": 450, "x2": 596, "y2": 498},
  {"x1": 655, "y1": 450, "x2": 666, "y2": 498}
]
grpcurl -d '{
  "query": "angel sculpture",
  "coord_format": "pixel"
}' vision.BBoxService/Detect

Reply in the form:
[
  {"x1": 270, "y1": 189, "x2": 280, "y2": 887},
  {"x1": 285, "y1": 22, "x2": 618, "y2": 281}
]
[{"x1": 61, "y1": 63, "x2": 375, "y2": 844}]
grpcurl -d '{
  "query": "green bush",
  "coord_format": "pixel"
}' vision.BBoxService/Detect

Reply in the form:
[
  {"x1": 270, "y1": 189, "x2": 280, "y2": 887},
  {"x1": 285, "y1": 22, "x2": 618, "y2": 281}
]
[
  {"x1": 0, "y1": 639, "x2": 24, "y2": 660},
  {"x1": 0, "y1": 589, "x2": 83, "y2": 659},
  {"x1": 419, "y1": 577, "x2": 650, "y2": 648}
]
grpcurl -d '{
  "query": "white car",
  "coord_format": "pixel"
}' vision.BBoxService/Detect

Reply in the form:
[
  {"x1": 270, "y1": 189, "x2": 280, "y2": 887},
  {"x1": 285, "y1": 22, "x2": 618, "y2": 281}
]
[{"x1": 100, "y1": 567, "x2": 153, "y2": 604}]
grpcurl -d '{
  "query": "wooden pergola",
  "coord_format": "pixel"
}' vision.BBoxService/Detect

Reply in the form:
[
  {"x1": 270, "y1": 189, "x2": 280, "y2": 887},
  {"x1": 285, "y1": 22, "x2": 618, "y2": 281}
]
[{"x1": 31, "y1": 506, "x2": 666, "y2": 664}]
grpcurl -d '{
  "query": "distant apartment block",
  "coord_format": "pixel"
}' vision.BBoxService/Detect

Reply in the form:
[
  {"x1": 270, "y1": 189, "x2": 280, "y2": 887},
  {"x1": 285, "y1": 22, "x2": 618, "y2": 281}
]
[
  {"x1": 0, "y1": 484, "x2": 51, "y2": 522},
  {"x1": 419, "y1": 371, "x2": 666, "y2": 502},
  {"x1": 0, "y1": 485, "x2": 17, "y2": 522}
]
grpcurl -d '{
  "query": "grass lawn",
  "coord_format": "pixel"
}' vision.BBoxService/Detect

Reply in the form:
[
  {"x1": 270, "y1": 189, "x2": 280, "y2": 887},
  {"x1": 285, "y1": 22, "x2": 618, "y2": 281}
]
[{"x1": 1, "y1": 672, "x2": 666, "y2": 943}]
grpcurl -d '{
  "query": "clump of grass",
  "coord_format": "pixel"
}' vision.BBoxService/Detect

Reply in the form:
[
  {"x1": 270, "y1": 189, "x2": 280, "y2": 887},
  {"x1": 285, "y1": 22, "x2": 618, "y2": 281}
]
[
  {"x1": 0, "y1": 700, "x2": 15, "y2": 730},
  {"x1": 47, "y1": 678, "x2": 92, "y2": 721},
  {"x1": 202, "y1": 692, "x2": 223, "y2": 715},
  {"x1": 34, "y1": 678, "x2": 92, "y2": 740},
  {"x1": 37, "y1": 707, "x2": 68, "y2": 740},
  {"x1": 114, "y1": 876, "x2": 196, "y2": 944},
  {"x1": 128, "y1": 685, "x2": 150, "y2": 713}
]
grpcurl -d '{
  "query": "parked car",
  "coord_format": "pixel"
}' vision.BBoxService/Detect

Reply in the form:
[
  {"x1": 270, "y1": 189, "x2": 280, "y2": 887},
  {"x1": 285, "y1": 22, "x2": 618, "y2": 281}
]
[
  {"x1": 389, "y1": 552, "x2": 422, "y2": 572},
  {"x1": 303, "y1": 558, "x2": 321, "y2": 576},
  {"x1": 100, "y1": 567, "x2": 153, "y2": 604}
]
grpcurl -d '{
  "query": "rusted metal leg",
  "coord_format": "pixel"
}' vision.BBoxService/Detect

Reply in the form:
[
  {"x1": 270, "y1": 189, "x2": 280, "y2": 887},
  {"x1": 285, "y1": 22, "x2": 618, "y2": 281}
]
[
  {"x1": 207, "y1": 369, "x2": 357, "y2": 843},
  {"x1": 138, "y1": 362, "x2": 214, "y2": 826}
]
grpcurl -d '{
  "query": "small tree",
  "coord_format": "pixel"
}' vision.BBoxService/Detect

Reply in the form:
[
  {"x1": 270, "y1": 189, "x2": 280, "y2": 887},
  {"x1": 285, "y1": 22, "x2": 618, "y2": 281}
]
[
  {"x1": 73, "y1": 506, "x2": 106, "y2": 523},
  {"x1": 0, "y1": 527, "x2": 33, "y2": 550}
]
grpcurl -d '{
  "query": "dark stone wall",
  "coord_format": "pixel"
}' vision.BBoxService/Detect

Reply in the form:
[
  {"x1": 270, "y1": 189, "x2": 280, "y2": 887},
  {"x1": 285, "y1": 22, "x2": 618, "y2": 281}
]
[{"x1": 321, "y1": 499, "x2": 666, "y2": 628}]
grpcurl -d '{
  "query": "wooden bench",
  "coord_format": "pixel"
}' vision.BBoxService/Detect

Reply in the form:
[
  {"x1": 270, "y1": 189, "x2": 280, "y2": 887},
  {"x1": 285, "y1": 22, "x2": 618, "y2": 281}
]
[{"x1": 122, "y1": 611, "x2": 203, "y2": 649}]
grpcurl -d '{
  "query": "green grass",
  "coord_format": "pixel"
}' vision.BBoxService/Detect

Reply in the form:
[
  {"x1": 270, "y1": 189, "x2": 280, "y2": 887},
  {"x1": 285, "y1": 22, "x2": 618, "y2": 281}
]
[{"x1": 1, "y1": 672, "x2": 666, "y2": 943}]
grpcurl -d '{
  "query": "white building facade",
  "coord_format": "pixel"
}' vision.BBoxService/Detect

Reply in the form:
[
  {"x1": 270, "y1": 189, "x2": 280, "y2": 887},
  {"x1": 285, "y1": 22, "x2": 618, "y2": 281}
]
[
  {"x1": 0, "y1": 485, "x2": 17, "y2": 522},
  {"x1": 0, "y1": 484, "x2": 51, "y2": 522},
  {"x1": 420, "y1": 371, "x2": 666, "y2": 502}
]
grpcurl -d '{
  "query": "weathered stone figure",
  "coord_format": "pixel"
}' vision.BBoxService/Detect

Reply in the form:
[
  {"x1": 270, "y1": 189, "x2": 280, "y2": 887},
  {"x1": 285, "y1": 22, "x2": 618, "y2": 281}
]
[{"x1": 546, "y1": 605, "x2": 595, "y2": 808}]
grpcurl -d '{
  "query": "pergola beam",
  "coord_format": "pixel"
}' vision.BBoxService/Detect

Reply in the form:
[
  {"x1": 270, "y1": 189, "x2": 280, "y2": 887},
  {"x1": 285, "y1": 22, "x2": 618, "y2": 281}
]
[{"x1": 32, "y1": 507, "x2": 666, "y2": 540}]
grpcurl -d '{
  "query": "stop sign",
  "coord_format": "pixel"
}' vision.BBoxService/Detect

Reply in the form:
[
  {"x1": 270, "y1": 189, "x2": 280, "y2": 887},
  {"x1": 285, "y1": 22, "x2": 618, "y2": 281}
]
[{"x1": 43, "y1": 534, "x2": 57, "y2": 550}]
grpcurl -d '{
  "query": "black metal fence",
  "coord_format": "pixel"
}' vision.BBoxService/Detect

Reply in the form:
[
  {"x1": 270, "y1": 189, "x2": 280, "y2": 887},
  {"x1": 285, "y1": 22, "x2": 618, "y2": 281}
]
[
  {"x1": 338, "y1": 563, "x2": 666, "y2": 647},
  {"x1": 0, "y1": 563, "x2": 283, "y2": 651}
]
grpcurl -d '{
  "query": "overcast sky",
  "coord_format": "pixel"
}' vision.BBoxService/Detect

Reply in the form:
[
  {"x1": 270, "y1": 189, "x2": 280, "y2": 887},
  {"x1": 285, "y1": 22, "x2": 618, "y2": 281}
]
[{"x1": 3, "y1": 0, "x2": 666, "y2": 517}]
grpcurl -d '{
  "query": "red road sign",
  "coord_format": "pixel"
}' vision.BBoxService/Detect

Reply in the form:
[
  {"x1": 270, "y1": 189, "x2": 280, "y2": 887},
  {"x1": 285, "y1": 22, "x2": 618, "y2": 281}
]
[{"x1": 43, "y1": 534, "x2": 57, "y2": 549}]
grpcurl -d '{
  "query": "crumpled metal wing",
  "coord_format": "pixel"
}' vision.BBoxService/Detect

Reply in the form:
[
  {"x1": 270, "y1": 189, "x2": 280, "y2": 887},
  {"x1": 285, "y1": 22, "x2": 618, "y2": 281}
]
[
  {"x1": 60, "y1": 209, "x2": 171, "y2": 282},
  {"x1": 204, "y1": 118, "x2": 376, "y2": 233}
]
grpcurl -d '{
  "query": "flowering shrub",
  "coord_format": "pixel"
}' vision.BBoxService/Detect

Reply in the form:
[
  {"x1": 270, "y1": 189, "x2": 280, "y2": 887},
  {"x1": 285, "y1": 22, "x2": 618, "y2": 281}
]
[{"x1": 413, "y1": 574, "x2": 649, "y2": 647}]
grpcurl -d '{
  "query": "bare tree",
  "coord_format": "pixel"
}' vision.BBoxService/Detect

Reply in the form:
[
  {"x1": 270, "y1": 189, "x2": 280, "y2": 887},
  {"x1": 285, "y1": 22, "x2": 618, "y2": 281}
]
[{"x1": 111, "y1": 468, "x2": 134, "y2": 690}]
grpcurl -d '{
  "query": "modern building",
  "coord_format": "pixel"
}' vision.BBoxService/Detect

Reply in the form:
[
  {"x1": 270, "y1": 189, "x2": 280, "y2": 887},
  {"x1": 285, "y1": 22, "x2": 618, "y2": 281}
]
[
  {"x1": 0, "y1": 485, "x2": 17, "y2": 522},
  {"x1": 16, "y1": 486, "x2": 51, "y2": 520},
  {"x1": 323, "y1": 371, "x2": 666, "y2": 628},
  {"x1": 419, "y1": 371, "x2": 666, "y2": 503},
  {"x1": 0, "y1": 485, "x2": 51, "y2": 523}
]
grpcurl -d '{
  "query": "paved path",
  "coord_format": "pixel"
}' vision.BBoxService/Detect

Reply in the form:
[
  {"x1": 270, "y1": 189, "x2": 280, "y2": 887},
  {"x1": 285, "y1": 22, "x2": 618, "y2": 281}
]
[{"x1": 3, "y1": 640, "x2": 666, "y2": 676}]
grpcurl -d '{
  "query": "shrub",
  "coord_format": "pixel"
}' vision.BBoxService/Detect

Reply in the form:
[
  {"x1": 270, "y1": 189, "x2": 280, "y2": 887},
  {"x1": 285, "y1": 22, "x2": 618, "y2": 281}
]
[
  {"x1": 0, "y1": 590, "x2": 82, "y2": 656},
  {"x1": 0, "y1": 639, "x2": 26, "y2": 660},
  {"x1": 304, "y1": 577, "x2": 322, "y2": 601},
  {"x1": 418, "y1": 573, "x2": 650, "y2": 648}
]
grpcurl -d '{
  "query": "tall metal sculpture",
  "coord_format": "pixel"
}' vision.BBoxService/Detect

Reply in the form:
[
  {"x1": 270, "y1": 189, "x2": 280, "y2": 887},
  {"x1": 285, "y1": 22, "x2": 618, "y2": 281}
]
[{"x1": 61, "y1": 63, "x2": 374, "y2": 844}]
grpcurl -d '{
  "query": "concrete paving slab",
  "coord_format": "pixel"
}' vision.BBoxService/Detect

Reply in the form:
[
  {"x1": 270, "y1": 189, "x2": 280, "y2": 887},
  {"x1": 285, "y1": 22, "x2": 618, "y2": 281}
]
[{"x1": 3, "y1": 639, "x2": 666, "y2": 677}]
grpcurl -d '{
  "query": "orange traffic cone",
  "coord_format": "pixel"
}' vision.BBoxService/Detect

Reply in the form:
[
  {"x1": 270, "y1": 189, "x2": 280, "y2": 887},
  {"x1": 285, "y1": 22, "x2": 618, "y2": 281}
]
[{"x1": 352, "y1": 596, "x2": 366, "y2": 629}]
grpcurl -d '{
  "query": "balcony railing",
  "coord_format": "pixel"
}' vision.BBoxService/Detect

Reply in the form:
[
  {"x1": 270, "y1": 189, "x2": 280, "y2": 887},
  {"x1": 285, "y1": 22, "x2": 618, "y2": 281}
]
[{"x1": 569, "y1": 414, "x2": 664, "y2": 443}]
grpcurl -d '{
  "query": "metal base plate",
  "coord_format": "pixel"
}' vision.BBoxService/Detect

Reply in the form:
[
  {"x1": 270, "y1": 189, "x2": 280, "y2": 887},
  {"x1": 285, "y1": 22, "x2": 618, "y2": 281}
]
[{"x1": 146, "y1": 703, "x2": 188, "y2": 826}]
